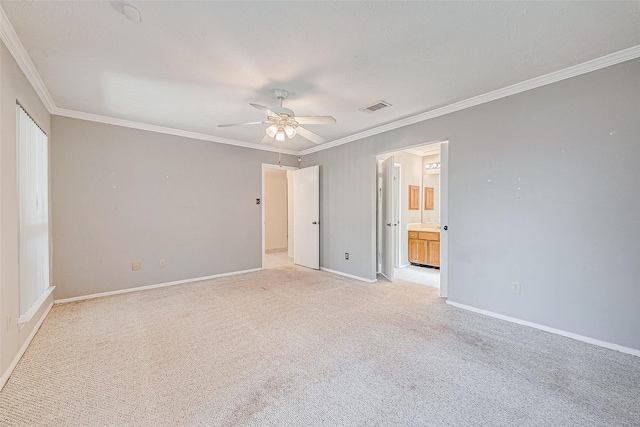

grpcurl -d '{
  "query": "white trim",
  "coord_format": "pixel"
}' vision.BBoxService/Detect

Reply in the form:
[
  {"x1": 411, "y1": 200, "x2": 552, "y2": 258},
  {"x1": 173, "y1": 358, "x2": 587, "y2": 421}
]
[
  {"x1": 54, "y1": 268, "x2": 262, "y2": 304},
  {"x1": 0, "y1": 7, "x2": 56, "y2": 112},
  {"x1": 399, "y1": 263, "x2": 411, "y2": 268},
  {"x1": 446, "y1": 300, "x2": 640, "y2": 358},
  {"x1": 1, "y1": 301, "x2": 53, "y2": 391},
  {"x1": 261, "y1": 163, "x2": 298, "y2": 269},
  {"x1": 438, "y1": 141, "x2": 449, "y2": 298},
  {"x1": 300, "y1": 44, "x2": 640, "y2": 156},
  {"x1": 18, "y1": 286, "x2": 55, "y2": 325},
  {"x1": 53, "y1": 108, "x2": 299, "y2": 155},
  {"x1": 320, "y1": 267, "x2": 377, "y2": 284},
  {"x1": 394, "y1": 163, "x2": 402, "y2": 269}
]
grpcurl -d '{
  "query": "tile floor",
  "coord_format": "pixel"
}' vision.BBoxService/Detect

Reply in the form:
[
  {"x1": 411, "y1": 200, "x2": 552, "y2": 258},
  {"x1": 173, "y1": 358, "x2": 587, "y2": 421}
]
[
  {"x1": 394, "y1": 264, "x2": 440, "y2": 288},
  {"x1": 264, "y1": 250, "x2": 294, "y2": 269}
]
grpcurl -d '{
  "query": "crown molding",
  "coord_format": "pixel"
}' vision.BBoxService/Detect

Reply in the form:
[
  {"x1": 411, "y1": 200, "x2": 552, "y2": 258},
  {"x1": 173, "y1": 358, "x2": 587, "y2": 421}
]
[
  {"x1": 301, "y1": 44, "x2": 640, "y2": 156},
  {"x1": 52, "y1": 107, "x2": 300, "y2": 155},
  {"x1": 0, "y1": 5, "x2": 56, "y2": 112}
]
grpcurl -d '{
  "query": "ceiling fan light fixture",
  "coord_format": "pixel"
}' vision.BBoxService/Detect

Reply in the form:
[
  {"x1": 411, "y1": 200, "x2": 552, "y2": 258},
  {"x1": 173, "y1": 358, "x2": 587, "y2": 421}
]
[
  {"x1": 220, "y1": 89, "x2": 335, "y2": 146},
  {"x1": 284, "y1": 125, "x2": 296, "y2": 138},
  {"x1": 266, "y1": 124, "x2": 278, "y2": 138}
]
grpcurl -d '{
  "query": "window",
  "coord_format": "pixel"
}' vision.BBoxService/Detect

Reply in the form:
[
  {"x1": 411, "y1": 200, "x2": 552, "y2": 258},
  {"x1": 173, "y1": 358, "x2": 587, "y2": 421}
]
[{"x1": 17, "y1": 104, "x2": 52, "y2": 322}]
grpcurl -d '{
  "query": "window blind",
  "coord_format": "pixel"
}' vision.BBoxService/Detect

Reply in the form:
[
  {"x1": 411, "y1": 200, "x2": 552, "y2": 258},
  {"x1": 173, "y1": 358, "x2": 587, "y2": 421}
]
[{"x1": 17, "y1": 105, "x2": 50, "y2": 318}]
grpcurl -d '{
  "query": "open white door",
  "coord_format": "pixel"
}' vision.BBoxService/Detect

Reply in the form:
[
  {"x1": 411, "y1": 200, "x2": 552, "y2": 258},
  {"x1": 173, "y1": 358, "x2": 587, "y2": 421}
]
[
  {"x1": 294, "y1": 165, "x2": 320, "y2": 269},
  {"x1": 380, "y1": 156, "x2": 395, "y2": 281},
  {"x1": 440, "y1": 142, "x2": 449, "y2": 297}
]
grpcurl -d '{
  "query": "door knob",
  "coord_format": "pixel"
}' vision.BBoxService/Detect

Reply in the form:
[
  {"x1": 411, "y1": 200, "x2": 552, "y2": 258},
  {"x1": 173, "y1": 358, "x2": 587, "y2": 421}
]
[
  {"x1": 443, "y1": 225, "x2": 448, "y2": 230},
  {"x1": 386, "y1": 223, "x2": 392, "y2": 226},
  {"x1": 312, "y1": 221, "x2": 318, "y2": 225}
]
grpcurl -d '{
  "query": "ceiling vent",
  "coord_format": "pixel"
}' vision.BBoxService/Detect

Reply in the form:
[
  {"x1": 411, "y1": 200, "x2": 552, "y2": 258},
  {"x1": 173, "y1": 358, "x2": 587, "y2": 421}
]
[{"x1": 359, "y1": 100, "x2": 391, "y2": 113}]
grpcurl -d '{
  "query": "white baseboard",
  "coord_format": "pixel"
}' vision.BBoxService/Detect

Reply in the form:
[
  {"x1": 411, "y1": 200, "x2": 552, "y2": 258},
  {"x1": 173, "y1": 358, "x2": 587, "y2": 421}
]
[
  {"x1": 320, "y1": 267, "x2": 377, "y2": 284},
  {"x1": 446, "y1": 300, "x2": 640, "y2": 358},
  {"x1": 1, "y1": 300, "x2": 54, "y2": 390},
  {"x1": 54, "y1": 268, "x2": 263, "y2": 304}
]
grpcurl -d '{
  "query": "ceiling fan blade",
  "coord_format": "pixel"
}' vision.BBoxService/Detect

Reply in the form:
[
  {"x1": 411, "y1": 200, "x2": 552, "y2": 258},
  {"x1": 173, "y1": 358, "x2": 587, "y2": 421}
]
[
  {"x1": 261, "y1": 135, "x2": 274, "y2": 144},
  {"x1": 250, "y1": 103, "x2": 280, "y2": 118},
  {"x1": 296, "y1": 126, "x2": 325, "y2": 144},
  {"x1": 294, "y1": 116, "x2": 336, "y2": 125},
  {"x1": 217, "y1": 121, "x2": 265, "y2": 128}
]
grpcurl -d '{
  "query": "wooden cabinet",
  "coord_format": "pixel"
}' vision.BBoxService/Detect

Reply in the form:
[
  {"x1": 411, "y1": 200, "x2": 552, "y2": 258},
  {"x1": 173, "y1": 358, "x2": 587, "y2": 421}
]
[
  {"x1": 428, "y1": 241, "x2": 440, "y2": 266},
  {"x1": 408, "y1": 230, "x2": 440, "y2": 267},
  {"x1": 424, "y1": 187, "x2": 434, "y2": 210},
  {"x1": 408, "y1": 185, "x2": 420, "y2": 210},
  {"x1": 408, "y1": 239, "x2": 420, "y2": 263}
]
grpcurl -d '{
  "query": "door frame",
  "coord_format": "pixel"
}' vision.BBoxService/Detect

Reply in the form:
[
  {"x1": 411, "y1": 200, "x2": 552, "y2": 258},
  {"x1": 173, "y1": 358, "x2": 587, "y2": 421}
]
[
  {"x1": 394, "y1": 163, "x2": 402, "y2": 268},
  {"x1": 379, "y1": 155, "x2": 396, "y2": 281},
  {"x1": 439, "y1": 141, "x2": 449, "y2": 297},
  {"x1": 261, "y1": 163, "x2": 298, "y2": 269},
  {"x1": 374, "y1": 139, "x2": 449, "y2": 297}
]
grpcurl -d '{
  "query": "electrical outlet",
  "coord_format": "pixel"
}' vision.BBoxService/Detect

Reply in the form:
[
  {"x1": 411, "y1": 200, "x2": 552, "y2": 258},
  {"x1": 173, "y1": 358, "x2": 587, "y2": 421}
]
[
  {"x1": 512, "y1": 282, "x2": 521, "y2": 294},
  {"x1": 160, "y1": 259, "x2": 166, "y2": 268},
  {"x1": 132, "y1": 262, "x2": 140, "y2": 271},
  {"x1": 345, "y1": 253, "x2": 349, "y2": 260}
]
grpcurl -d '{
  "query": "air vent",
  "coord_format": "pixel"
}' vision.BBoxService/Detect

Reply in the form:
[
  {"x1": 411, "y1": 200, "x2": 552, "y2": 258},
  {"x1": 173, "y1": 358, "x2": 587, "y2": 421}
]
[{"x1": 359, "y1": 100, "x2": 392, "y2": 113}]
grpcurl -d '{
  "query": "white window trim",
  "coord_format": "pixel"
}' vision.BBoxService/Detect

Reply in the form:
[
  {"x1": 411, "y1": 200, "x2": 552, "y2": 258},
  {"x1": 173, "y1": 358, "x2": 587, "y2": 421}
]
[{"x1": 18, "y1": 285, "x2": 55, "y2": 326}]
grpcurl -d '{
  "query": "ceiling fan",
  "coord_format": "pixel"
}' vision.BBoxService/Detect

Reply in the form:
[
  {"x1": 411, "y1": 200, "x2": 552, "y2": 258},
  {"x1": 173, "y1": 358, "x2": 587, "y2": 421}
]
[{"x1": 218, "y1": 89, "x2": 336, "y2": 145}]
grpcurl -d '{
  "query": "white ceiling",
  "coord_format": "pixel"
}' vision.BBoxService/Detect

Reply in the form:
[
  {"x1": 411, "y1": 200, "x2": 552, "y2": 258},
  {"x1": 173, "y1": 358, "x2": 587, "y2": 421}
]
[{"x1": 2, "y1": 1, "x2": 640, "y2": 152}]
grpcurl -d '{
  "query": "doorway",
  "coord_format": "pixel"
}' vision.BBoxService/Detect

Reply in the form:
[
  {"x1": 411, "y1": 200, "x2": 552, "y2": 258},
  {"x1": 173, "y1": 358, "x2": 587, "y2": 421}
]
[
  {"x1": 262, "y1": 164, "x2": 297, "y2": 269},
  {"x1": 261, "y1": 164, "x2": 321, "y2": 271},
  {"x1": 375, "y1": 141, "x2": 449, "y2": 297}
]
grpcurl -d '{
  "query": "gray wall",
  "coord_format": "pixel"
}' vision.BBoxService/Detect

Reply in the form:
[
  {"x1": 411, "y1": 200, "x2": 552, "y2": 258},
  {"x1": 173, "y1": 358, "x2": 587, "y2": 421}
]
[
  {"x1": 0, "y1": 41, "x2": 53, "y2": 379},
  {"x1": 51, "y1": 116, "x2": 297, "y2": 300},
  {"x1": 303, "y1": 59, "x2": 640, "y2": 350}
]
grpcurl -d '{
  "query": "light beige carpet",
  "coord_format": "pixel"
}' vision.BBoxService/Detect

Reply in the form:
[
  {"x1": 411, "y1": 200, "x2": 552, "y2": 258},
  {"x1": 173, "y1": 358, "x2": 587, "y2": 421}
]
[{"x1": 1, "y1": 265, "x2": 639, "y2": 426}]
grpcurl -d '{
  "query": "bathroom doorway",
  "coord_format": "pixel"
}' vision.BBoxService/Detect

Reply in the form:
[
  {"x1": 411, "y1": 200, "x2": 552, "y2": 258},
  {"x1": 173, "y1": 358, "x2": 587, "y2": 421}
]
[{"x1": 376, "y1": 141, "x2": 448, "y2": 295}]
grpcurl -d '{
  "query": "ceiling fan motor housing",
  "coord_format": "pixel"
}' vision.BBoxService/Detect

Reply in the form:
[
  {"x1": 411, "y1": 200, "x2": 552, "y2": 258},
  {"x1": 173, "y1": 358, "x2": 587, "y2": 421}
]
[
  {"x1": 273, "y1": 89, "x2": 289, "y2": 100},
  {"x1": 270, "y1": 106, "x2": 295, "y2": 117},
  {"x1": 271, "y1": 90, "x2": 293, "y2": 117}
]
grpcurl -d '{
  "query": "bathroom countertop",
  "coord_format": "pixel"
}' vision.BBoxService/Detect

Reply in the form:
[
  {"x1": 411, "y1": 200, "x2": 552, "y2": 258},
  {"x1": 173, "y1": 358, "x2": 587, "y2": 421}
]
[{"x1": 408, "y1": 225, "x2": 440, "y2": 232}]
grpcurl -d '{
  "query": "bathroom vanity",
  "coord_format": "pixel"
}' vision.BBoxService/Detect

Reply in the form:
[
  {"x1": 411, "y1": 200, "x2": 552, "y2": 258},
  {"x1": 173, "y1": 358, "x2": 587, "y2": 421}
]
[{"x1": 408, "y1": 227, "x2": 440, "y2": 268}]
